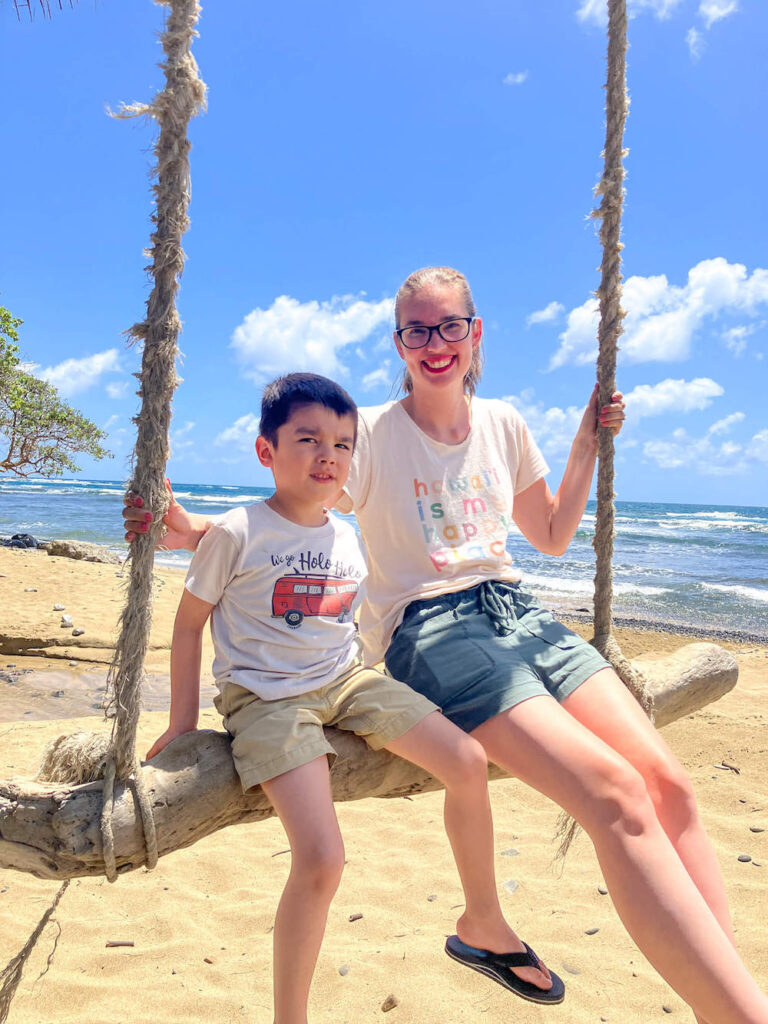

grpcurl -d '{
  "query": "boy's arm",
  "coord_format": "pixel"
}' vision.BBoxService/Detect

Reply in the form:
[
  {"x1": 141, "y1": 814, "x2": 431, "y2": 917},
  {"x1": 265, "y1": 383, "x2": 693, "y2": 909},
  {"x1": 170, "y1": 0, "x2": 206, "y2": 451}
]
[{"x1": 146, "y1": 589, "x2": 214, "y2": 760}]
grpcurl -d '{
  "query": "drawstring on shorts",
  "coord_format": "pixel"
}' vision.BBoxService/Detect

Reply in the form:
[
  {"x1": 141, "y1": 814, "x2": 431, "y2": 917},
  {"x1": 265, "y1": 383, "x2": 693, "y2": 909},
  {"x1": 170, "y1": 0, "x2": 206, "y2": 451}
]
[{"x1": 478, "y1": 582, "x2": 518, "y2": 636}]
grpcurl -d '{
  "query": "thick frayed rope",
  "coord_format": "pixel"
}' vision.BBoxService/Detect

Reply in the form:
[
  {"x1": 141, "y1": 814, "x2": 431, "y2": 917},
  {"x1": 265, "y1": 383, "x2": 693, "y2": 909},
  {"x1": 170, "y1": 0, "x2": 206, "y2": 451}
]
[
  {"x1": 36, "y1": 0, "x2": 206, "y2": 884},
  {"x1": 0, "y1": 880, "x2": 70, "y2": 1023},
  {"x1": 556, "y1": 0, "x2": 652, "y2": 860},
  {"x1": 590, "y1": 0, "x2": 653, "y2": 718}
]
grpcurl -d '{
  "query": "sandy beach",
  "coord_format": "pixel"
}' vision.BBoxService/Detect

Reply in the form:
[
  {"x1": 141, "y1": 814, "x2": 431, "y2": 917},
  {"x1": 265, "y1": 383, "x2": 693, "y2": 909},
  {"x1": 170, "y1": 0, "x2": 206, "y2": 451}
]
[{"x1": 1, "y1": 545, "x2": 766, "y2": 1023}]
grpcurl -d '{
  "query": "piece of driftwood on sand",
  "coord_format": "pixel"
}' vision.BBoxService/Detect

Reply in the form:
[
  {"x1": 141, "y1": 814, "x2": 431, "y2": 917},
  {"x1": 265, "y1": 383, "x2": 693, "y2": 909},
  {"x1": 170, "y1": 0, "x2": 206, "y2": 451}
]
[{"x1": 0, "y1": 643, "x2": 736, "y2": 881}]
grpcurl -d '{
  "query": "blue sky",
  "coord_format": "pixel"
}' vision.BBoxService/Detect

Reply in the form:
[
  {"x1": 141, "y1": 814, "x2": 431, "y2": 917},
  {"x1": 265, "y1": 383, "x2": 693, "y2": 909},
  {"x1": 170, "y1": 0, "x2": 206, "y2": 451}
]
[{"x1": 2, "y1": 0, "x2": 766, "y2": 506}]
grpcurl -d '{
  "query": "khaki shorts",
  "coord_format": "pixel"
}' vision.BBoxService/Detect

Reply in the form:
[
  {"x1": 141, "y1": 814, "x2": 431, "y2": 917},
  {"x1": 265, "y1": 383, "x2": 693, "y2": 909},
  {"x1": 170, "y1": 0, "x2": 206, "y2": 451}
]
[{"x1": 214, "y1": 660, "x2": 438, "y2": 791}]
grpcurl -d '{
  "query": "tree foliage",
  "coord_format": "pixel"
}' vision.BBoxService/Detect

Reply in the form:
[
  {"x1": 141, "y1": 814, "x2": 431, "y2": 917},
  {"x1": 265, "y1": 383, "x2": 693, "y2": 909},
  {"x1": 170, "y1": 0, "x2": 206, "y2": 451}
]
[{"x1": 0, "y1": 306, "x2": 113, "y2": 478}]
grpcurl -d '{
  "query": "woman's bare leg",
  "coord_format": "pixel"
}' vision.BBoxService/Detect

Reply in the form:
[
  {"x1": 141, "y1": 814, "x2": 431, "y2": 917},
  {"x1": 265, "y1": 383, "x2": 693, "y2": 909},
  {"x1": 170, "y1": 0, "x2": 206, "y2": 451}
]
[
  {"x1": 385, "y1": 711, "x2": 553, "y2": 992},
  {"x1": 563, "y1": 668, "x2": 735, "y2": 939},
  {"x1": 471, "y1": 696, "x2": 768, "y2": 1024},
  {"x1": 562, "y1": 668, "x2": 740, "y2": 1024},
  {"x1": 261, "y1": 757, "x2": 346, "y2": 1024}
]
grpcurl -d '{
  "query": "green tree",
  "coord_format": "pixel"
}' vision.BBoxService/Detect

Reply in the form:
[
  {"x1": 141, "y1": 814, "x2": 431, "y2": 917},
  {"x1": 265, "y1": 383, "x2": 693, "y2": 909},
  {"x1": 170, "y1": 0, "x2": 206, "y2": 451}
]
[{"x1": 0, "y1": 306, "x2": 113, "y2": 477}]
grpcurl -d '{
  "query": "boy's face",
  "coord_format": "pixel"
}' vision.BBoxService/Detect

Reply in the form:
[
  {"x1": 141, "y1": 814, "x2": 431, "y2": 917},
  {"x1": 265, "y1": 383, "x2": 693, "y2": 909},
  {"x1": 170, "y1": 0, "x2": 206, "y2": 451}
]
[{"x1": 256, "y1": 403, "x2": 356, "y2": 509}]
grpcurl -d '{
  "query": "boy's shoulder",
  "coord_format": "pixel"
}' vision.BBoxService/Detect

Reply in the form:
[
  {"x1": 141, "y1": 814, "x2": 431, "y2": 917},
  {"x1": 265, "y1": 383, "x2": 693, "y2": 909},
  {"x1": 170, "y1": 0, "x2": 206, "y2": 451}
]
[
  {"x1": 357, "y1": 400, "x2": 398, "y2": 432},
  {"x1": 205, "y1": 502, "x2": 269, "y2": 544},
  {"x1": 325, "y1": 508, "x2": 357, "y2": 538}
]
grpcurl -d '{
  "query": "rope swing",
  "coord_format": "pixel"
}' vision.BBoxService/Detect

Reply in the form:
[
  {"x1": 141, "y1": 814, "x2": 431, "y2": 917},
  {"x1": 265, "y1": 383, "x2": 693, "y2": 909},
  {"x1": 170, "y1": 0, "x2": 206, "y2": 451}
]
[
  {"x1": 590, "y1": 0, "x2": 654, "y2": 716},
  {"x1": 36, "y1": 0, "x2": 207, "y2": 881}
]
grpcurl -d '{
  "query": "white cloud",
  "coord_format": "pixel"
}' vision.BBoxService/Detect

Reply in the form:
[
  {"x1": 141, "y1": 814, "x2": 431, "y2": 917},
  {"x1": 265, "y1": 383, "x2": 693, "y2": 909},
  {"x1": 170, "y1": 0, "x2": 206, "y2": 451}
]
[
  {"x1": 746, "y1": 430, "x2": 768, "y2": 464},
  {"x1": 623, "y1": 377, "x2": 723, "y2": 418},
  {"x1": 501, "y1": 389, "x2": 585, "y2": 458},
  {"x1": 361, "y1": 361, "x2": 392, "y2": 392},
  {"x1": 171, "y1": 420, "x2": 196, "y2": 454},
  {"x1": 503, "y1": 71, "x2": 529, "y2": 86},
  {"x1": 722, "y1": 323, "x2": 759, "y2": 356},
  {"x1": 37, "y1": 349, "x2": 122, "y2": 398},
  {"x1": 577, "y1": 0, "x2": 684, "y2": 27},
  {"x1": 686, "y1": 26, "x2": 704, "y2": 58},
  {"x1": 214, "y1": 413, "x2": 260, "y2": 451},
  {"x1": 231, "y1": 294, "x2": 393, "y2": 383},
  {"x1": 103, "y1": 414, "x2": 121, "y2": 431},
  {"x1": 549, "y1": 258, "x2": 768, "y2": 369},
  {"x1": 106, "y1": 379, "x2": 131, "y2": 399},
  {"x1": 699, "y1": 0, "x2": 738, "y2": 29},
  {"x1": 526, "y1": 301, "x2": 565, "y2": 327},
  {"x1": 707, "y1": 412, "x2": 745, "y2": 436},
  {"x1": 642, "y1": 431, "x2": 747, "y2": 474}
]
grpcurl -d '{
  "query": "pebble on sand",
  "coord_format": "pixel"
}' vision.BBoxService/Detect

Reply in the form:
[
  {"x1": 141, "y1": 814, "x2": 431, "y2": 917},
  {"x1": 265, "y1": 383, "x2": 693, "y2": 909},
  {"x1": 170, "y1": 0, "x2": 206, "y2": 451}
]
[
  {"x1": 738, "y1": 854, "x2": 752, "y2": 863},
  {"x1": 381, "y1": 994, "x2": 399, "y2": 1012},
  {"x1": 53, "y1": 603, "x2": 66, "y2": 611},
  {"x1": 60, "y1": 615, "x2": 74, "y2": 627}
]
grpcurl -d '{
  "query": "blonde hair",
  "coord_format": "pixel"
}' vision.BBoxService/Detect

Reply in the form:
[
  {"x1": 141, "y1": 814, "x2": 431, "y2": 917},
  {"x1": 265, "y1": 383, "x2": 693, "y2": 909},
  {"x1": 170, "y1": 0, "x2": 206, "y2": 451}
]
[{"x1": 394, "y1": 266, "x2": 484, "y2": 396}]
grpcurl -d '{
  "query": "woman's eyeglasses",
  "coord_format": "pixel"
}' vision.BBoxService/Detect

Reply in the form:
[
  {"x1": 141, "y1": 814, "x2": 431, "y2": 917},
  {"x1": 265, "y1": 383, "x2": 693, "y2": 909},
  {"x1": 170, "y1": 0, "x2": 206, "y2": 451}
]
[{"x1": 395, "y1": 317, "x2": 474, "y2": 350}]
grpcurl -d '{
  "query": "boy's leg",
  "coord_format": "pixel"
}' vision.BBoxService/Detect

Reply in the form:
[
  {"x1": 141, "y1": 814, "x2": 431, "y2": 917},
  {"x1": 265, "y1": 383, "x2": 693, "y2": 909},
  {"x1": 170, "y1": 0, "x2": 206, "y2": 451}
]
[
  {"x1": 384, "y1": 711, "x2": 554, "y2": 994},
  {"x1": 261, "y1": 756, "x2": 345, "y2": 1024}
]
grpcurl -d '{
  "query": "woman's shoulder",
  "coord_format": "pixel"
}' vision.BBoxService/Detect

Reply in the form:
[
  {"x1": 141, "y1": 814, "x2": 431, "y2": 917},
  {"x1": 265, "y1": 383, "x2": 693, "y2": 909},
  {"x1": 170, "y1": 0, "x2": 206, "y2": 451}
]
[{"x1": 473, "y1": 397, "x2": 527, "y2": 427}]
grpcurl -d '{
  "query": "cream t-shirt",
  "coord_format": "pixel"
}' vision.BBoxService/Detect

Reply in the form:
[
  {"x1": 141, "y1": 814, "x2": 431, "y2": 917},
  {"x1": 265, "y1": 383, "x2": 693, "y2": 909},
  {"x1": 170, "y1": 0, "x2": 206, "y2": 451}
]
[
  {"x1": 185, "y1": 502, "x2": 366, "y2": 699},
  {"x1": 339, "y1": 399, "x2": 549, "y2": 664}
]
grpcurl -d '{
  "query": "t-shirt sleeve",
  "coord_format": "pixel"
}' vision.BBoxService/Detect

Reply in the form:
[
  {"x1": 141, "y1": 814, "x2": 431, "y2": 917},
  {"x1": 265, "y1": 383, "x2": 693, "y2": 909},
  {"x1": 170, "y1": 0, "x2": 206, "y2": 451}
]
[
  {"x1": 184, "y1": 523, "x2": 240, "y2": 606},
  {"x1": 338, "y1": 410, "x2": 373, "y2": 512},
  {"x1": 510, "y1": 410, "x2": 550, "y2": 495}
]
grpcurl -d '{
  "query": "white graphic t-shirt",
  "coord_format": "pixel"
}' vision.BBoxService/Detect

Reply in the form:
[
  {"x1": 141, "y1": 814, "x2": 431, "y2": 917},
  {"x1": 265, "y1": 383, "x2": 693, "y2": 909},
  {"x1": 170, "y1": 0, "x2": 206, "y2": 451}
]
[
  {"x1": 339, "y1": 399, "x2": 549, "y2": 663},
  {"x1": 185, "y1": 502, "x2": 366, "y2": 699}
]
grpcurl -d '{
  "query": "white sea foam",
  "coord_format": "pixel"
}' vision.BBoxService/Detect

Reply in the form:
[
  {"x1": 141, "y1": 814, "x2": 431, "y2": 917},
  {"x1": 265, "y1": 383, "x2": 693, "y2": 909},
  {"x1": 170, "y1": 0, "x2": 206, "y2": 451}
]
[
  {"x1": 522, "y1": 574, "x2": 671, "y2": 598},
  {"x1": 179, "y1": 493, "x2": 267, "y2": 506},
  {"x1": 702, "y1": 583, "x2": 768, "y2": 604}
]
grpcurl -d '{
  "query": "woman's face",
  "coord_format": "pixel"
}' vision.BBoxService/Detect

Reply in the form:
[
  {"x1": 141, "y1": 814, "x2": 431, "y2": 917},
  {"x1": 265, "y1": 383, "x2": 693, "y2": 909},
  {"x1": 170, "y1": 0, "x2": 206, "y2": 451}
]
[{"x1": 394, "y1": 284, "x2": 482, "y2": 395}]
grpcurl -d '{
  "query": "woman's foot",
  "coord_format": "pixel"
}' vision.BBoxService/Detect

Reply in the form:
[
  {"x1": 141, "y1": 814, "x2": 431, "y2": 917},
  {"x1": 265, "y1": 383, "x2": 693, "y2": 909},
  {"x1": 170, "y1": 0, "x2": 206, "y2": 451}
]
[{"x1": 455, "y1": 913, "x2": 554, "y2": 992}]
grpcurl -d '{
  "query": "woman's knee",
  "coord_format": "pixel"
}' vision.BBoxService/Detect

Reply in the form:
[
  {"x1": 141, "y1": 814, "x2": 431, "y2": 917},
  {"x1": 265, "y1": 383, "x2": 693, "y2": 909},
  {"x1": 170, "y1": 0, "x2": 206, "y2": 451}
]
[
  {"x1": 578, "y1": 755, "x2": 658, "y2": 837},
  {"x1": 641, "y1": 752, "x2": 700, "y2": 826}
]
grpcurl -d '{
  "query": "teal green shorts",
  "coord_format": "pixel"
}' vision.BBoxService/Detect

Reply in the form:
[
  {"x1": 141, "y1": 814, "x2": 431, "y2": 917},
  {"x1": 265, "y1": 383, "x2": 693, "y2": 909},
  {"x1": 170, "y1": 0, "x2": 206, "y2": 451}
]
[{"x1": 384, "y1": 581, "x2": 609, "y2": 733}]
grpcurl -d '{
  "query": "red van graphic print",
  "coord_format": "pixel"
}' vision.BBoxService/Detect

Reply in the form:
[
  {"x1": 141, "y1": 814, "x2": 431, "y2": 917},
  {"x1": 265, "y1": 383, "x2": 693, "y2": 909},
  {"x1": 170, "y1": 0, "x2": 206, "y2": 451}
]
[{"x1": 272, "y1": 574, "x2": 359, "y2": 628}]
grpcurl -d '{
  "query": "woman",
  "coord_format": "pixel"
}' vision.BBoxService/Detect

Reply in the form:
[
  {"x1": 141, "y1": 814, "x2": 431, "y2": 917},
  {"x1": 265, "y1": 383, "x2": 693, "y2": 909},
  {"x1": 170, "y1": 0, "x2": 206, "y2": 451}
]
[{"x1": 126, "y1": 267, "x2": 768, "y2": 1023}]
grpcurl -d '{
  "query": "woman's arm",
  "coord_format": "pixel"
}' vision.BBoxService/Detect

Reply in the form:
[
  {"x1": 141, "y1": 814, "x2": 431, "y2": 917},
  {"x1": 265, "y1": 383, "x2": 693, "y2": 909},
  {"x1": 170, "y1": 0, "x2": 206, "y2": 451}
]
[
  {"x1": 512, "y1": 387, "x2": 624, "y2": 556},
  {"x1": 146, "y1": 588, "x2": 214, "y2": 759},
  {"x1": 123, "y1": 479, "x2": 211, "y2": 551}
]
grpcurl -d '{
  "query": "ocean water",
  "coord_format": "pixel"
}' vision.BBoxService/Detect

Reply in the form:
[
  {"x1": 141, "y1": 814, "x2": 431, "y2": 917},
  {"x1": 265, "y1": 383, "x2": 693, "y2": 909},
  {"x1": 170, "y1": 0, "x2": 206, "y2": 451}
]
[{"x1": 2, "y1": 477, "x2": 767, "y2": 641}]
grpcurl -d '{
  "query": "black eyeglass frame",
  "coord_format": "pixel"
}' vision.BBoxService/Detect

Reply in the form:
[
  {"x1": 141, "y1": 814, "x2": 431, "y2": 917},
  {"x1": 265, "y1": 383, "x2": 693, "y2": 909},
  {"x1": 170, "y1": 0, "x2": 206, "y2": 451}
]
[{"x1": 395, "y1": 317, "x2": 475, "y2": 350}]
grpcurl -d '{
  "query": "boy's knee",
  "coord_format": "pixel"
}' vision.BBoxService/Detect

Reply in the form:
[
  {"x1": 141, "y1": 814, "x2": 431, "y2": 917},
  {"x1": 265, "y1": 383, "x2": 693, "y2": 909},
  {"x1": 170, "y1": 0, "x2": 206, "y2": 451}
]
[
  {"x1": 444, "y1": 735, "x2": 489, "y2": 790},
  {"x1": 293, "y1": 839, "x2": 346, "y2": 894}
]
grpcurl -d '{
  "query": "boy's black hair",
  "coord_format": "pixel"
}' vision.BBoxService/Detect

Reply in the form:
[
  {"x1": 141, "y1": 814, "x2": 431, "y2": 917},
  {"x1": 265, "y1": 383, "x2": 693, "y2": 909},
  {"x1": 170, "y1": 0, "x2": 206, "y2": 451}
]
[{"x1": 259, "y1": 373, "x2": 358, "y2": 445}]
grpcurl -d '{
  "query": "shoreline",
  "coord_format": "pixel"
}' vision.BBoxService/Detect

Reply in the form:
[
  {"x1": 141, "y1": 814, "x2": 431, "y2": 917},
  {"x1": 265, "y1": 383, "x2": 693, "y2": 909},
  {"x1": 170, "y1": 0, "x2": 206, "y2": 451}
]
[{"x1": 556, "y1": 609, "x2": 768, "y2": 647}]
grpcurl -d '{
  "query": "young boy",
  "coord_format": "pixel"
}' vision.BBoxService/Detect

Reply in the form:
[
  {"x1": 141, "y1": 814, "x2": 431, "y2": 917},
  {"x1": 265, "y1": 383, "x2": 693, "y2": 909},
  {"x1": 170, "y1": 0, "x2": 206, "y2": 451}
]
[{"x1": 146, "y1": 373, "x2": 558, "y2": 1023}]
